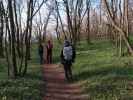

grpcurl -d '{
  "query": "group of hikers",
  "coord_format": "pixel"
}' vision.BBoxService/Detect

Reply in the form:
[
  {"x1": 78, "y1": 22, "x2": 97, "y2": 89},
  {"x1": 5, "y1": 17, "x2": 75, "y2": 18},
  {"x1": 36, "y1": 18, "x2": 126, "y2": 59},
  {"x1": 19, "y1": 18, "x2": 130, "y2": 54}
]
[
  {"x1": 38, "y1": 40, "x2": 53, "y2": 64},
  {"x1": 38, "y1": 39, "x2": 76, "y2": 81}
]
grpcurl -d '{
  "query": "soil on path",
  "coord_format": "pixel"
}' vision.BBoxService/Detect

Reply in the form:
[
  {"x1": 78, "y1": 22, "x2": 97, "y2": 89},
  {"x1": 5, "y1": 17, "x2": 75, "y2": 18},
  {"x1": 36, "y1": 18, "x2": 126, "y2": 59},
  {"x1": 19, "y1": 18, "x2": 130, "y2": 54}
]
[{"x1": 43, "y1": 64, "x2": 89, "y2": 100}]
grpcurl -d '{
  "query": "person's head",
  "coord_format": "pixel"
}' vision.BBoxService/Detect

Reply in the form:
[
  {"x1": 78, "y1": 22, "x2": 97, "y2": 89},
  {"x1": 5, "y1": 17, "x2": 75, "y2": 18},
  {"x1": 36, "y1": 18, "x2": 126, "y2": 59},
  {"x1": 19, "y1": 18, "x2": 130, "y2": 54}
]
[
  {"x1": 47, "y1": 40, "x2": 50, "y2": 44},
  {"x1": 64, "y1": 40, "x2": 70, "y2": 47}
]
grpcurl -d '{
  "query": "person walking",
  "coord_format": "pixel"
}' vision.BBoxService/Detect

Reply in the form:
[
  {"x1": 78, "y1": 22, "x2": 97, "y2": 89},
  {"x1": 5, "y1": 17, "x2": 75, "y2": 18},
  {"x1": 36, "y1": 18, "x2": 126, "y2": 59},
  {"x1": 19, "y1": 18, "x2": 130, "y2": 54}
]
[
  {"x1": 46, "y1": 40, "x2": 53, "y2": 64},
  {"x1": 60, "y1": 40, "x2": 76, "y2": 81},
  {"x1": 38, "y1": 43, "x2": 44, "y2": 64}
]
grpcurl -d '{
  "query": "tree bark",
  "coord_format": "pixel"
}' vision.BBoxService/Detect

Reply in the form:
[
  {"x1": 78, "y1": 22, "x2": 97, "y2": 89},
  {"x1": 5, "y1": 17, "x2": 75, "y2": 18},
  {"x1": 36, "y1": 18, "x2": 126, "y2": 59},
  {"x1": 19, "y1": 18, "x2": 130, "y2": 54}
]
[
  {"x1": 8, "y1": 0, "x2": 18, "y2": 77},
  {"x1": 0, "y1": 1, "x2": 4, "y2": 57}
]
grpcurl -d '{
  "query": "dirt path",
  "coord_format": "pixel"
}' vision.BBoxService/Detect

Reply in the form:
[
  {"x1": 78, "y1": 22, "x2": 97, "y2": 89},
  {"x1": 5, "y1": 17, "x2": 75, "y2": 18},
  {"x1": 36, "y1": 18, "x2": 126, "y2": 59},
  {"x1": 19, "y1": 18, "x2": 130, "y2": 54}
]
[{"x1": 43, "y1": 64, "x2": 89, "y2": 100}]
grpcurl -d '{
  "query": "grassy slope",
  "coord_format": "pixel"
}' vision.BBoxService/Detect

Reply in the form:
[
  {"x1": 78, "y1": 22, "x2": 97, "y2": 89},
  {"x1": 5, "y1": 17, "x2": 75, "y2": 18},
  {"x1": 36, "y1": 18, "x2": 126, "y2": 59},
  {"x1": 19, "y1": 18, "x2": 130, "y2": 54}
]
[
  {"x1": 73, "y1": 41, "x2": 133, "y2": 100},
  {"x1": 0, "y1": 44, "x2": 44, "y2": 100}
]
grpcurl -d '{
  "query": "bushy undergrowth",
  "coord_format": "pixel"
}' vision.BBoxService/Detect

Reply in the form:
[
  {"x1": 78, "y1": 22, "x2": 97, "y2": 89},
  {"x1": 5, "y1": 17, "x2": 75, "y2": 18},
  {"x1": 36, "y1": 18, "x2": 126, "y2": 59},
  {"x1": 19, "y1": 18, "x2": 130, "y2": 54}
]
[
  {"x1": 0, "y1": 44, "x2": 44, "y2": 100},
  {"x1": 0, "y1": 79, "x2": 44, "y2": 100}
]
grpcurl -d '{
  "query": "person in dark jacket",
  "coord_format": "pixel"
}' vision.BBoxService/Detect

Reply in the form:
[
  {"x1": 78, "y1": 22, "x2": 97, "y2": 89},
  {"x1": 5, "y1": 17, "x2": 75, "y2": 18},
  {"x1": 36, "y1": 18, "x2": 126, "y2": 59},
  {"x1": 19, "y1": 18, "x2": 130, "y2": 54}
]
[
  {"x1": 38, "y1": 43, "x2": 44, "y2": 64},
  {"x1": 60, "y1": 40, "x2": 76, "y2": 81},
  {"x1": 46, "y1": 40, "x2": 53, "y2": 64}
]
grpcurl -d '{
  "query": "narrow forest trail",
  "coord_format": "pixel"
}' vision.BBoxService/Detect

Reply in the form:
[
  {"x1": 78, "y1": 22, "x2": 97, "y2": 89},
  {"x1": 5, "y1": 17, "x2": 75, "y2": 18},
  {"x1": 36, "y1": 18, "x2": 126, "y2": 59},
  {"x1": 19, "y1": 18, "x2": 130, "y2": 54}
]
[{"x1": 43, "y1": 64, "x2": 89, "y2": 100}]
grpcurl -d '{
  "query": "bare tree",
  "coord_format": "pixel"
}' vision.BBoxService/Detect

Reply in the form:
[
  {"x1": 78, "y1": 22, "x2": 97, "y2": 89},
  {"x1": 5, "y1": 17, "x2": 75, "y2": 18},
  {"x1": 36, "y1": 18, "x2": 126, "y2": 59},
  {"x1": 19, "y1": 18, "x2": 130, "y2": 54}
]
[
  {"x1": 8, "y1": 0, "x2": 18, "y2": 77},
  {"x1": 103, "y1": 0, "x2": 133, "y2": 55},
  {"x1": 1, "y1": 0, "x2": 48, "y2": 78},
  {"x1": 54, "y1": 0, "x2": 88, "y2": 45},
  {"x1": 86, "y1": 0, "x2": 91, "y2": 44},
  {"x1": 0, "y1": 1, "x2": 4, "y2": 57}
]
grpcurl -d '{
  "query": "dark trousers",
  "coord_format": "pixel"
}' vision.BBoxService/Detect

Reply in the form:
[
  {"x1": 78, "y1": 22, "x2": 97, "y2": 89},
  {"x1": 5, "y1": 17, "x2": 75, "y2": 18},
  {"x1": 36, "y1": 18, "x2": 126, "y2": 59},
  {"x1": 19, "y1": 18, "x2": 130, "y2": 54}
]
[
  {"x1": 39, "y1": 54, "x2": 43, "y2": 64},
  {"x1": 47, "y1": 50, "x2": 52, "y2": 64},
  {"x1": 63, "y1": 63, "x2": 72, "y2": 80}
]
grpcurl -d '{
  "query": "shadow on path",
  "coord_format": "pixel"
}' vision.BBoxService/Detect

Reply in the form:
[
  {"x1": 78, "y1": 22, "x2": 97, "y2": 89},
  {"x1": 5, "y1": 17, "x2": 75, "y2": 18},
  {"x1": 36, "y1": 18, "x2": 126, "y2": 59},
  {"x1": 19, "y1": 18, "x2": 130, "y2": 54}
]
[{"x1": 43, "y1": 64, "x2": 89, "y2": 100}]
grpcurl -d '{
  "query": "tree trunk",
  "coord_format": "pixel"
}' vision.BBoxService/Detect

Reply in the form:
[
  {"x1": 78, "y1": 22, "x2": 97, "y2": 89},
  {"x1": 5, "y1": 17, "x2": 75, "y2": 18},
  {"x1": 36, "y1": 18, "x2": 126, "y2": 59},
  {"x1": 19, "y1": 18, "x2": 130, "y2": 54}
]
[
  {"x1": 8, "y1": 0, "x2": 18, "y2": 77},
  {"x1": 0, "y1": 2, "x2": 4, "y2": 57},
  {"x1": 103, "y1": 0, "x2": 133, "y2": 55}
]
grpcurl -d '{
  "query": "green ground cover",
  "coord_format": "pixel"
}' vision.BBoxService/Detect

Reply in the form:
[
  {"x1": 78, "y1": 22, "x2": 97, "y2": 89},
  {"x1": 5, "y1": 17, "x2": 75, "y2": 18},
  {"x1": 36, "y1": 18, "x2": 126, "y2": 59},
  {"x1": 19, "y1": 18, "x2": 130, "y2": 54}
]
[
  {"x1": 73, "y1": 41, "x2": 133, "y2": 100},
  {"x1": 1, "y1": 40, "x2": 133, "y2": 100},
  {"x1": 0, "y1": 44, "x2": 44, "y2": 100}
]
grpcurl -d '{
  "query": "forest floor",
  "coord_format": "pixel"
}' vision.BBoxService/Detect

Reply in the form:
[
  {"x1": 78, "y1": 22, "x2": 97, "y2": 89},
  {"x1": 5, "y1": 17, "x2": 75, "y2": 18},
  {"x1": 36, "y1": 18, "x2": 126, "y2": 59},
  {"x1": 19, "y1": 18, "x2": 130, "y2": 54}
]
[
  {"x1": 53, "y1": 40, "x2": 133, "y2": 100},
  {"x1": 72, "y1": 41, "x2": 133, "y2": 100},
  {"x1": 0, "y1": 44, "x2": 44, "y2": 100},
  {"x1": 1, "y1": 40, "x2": 133, "y2": 100},
  {"x1": 43, "y1": 64, "x2": 89, "y2": 100}
]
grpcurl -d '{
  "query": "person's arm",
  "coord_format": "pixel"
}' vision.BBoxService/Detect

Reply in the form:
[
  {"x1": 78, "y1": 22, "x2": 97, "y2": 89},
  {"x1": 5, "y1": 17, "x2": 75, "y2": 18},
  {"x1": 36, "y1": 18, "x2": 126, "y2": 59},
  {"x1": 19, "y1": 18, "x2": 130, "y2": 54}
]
[
  {"x1": 72, "y1": 46, "x2": 76, "y2": 62},
  {"x1": 38, "y1": 46, "x2": 41, "y2": 54},
  {"x1": 60, "y1": 49, "x2": 64, "y2": 64}
]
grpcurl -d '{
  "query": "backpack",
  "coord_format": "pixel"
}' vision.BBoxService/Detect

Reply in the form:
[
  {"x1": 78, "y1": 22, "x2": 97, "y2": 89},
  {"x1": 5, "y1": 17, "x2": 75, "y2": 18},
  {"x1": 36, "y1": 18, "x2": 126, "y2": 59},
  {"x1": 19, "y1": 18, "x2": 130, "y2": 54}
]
[{"x1": 63, "y1": 46, "x2": 73, "y2": 60}]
